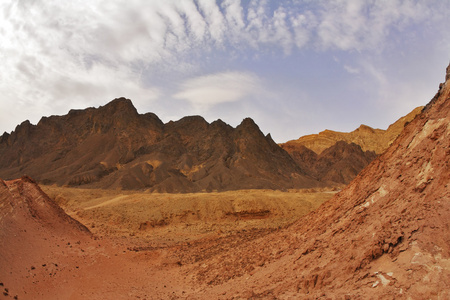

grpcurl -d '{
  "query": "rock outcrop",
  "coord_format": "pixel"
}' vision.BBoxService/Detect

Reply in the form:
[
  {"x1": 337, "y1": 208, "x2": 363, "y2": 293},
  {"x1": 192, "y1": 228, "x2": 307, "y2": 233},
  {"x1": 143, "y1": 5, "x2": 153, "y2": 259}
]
[{"x1": 0, "y1": 176, "x2": 90, "y2": 237}]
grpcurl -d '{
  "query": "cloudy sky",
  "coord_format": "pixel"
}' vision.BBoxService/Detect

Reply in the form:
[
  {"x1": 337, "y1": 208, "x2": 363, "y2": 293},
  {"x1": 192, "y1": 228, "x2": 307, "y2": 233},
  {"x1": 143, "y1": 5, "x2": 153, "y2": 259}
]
[{"x1": 1, "y1": 0, "x2": 449, "y2": 142}]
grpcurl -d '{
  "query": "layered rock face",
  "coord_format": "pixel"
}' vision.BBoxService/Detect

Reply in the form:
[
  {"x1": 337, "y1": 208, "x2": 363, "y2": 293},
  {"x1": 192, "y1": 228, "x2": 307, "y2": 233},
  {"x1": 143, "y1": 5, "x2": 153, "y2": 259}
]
[
  {"x1": 0, "y1": 176, "x2": 90, "y2": 236},
  {"x1": 0, "y1": 99, "x2": 319, "y2": 191}
]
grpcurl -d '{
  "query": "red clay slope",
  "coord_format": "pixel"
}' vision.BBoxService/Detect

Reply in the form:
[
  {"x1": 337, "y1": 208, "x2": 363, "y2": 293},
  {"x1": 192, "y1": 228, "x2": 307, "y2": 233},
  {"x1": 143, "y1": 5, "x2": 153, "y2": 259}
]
[
  {"x1": 0, "y1": 176, "x2": 203, "y2": 299},
  {"x1": 0, "y1": 176, "x2": 92, "y2": 299},
  {"x1": 180, "y1": 64, "x2": 450, "y2": 299}
]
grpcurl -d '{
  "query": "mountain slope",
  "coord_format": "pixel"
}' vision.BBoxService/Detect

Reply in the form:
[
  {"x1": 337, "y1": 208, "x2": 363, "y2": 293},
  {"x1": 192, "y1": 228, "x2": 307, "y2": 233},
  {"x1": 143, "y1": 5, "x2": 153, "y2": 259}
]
[
  {"x1": 281, "y1": 140, "x2": 377, "y2": 185},
  {"x1": 282, "y1": 106, "x2": 423, "y2": 154},
  {"x1": 183, "y1": 64, "x2": 450, "y2": 299},
  {"x1": 0, "y1": 99, "x2": 319, "y2": 192}
]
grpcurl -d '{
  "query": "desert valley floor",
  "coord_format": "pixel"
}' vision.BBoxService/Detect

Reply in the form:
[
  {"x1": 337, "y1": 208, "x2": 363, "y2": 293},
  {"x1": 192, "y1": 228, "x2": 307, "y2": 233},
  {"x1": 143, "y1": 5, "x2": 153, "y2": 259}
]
[{"x1": 2, "y1": 184, "x2": 336, "y2": 299}]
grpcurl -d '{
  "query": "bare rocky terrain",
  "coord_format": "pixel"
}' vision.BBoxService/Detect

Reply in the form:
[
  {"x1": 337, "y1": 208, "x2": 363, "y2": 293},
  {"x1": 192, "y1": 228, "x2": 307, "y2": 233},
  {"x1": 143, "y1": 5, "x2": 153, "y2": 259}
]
[
  {"x1": 41, "y1": 185, "x2": 335, "y2": 247},
  {"x1": 0, "y1": 63, "x2": 449, "y2": 299}
]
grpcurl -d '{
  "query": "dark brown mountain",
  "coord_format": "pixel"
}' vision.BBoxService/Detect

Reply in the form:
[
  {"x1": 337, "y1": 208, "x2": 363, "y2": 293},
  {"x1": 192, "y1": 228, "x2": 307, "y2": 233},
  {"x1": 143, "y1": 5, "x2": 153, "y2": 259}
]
[
  {"x1": 281, "y1": 140, "x2": 377, "y2": 185},
  {"x1": 181, "y1": 65, "x2": 450, "y2": 299},
  {"x1": 0, "y1": 99, "x2": 320, "y2": 192}
]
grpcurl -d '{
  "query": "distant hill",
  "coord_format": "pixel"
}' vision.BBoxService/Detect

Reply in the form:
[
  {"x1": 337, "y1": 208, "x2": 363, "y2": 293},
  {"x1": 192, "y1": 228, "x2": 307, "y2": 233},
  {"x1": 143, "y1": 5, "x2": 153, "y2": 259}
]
[
  {"x1": 282, "y1": 106, "x2": 423, "y2": 155},
  {"x1": 279, "y1": 106, "x2": 423, "y2": 185},
  {"x1": 281, "y1": 141, "x2": 377, "y2": 185},
  {"x1": 0, "y1": 99, "x2": 320, "y2": 192}
]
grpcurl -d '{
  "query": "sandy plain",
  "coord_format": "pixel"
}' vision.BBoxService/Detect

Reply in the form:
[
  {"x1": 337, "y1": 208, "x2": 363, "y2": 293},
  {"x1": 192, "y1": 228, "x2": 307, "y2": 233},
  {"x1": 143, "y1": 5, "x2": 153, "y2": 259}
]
[{"x1": 41, "y1": 186, "x2": 336, "y2": 248}]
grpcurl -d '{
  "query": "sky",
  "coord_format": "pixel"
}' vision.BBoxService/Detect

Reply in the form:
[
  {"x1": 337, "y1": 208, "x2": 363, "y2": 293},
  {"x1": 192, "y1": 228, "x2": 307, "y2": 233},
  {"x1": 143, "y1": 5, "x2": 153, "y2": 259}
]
[{"x1": 1, "y1": 0, "x2": 449, "y2": 143}]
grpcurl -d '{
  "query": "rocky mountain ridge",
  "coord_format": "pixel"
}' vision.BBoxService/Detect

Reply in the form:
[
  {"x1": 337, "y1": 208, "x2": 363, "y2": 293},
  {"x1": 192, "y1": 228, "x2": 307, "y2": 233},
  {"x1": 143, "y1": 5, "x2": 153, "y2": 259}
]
[
  {"x1": 282, "y1": 106, "x2": 423, "y2": 155},
  {"x1": 0, "y1": 99, "x2": 319, "y2": 192},
  {"x1": 0, "y1": 96, "x2": 421, "y2": 190},
  {"x1": 281, "y1": 140, "x2": 377, "y2": 185}
]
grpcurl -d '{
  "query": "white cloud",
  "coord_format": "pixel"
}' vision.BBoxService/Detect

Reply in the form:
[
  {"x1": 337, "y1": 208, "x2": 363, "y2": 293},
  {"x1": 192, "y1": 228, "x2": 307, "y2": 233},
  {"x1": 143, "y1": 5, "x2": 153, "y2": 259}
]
[
  {"x1": 290, "y1": 11, "x2": 315, "y2": 49},
  {"x1": 344, "y1": 65, "x2": 360, "y2": 74},
  {"x1": 173, "y1": 72, "x2": 261, "y2": 111},
  {"x1": 196, "y1": 0, "x2": 227, "y2": 47},
  {"x1": 1, "y1": 0, "x2": 442, "y2": 71},
  {"x1": 0, "y1": 0, "x2": 449, "y2": 135},
  {"x1": 315, "y1": 0, "x2": 435, "y2": 51}
]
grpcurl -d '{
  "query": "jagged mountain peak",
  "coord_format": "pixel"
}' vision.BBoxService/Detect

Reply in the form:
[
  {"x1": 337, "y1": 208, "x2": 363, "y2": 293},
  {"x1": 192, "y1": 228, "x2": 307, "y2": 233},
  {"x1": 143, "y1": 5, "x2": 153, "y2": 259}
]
[
  {"x1": 210, "y1": 119, "x2": 233, "y2": 130},
  {"x1": 236, "y1": 117, "x2": 263, "y2": 135},
  {"x1": 0, "y1": 99, "x2": 320, "y2": 191},
  {"x1": 100, "y1": 97, "x2": 138, "y2": 114},
  {"x1": 239, "y1": 117, "x2": 257, "y2": 126},
  {"x1": 355, "y1": 124, "x2": 376, "y2": 133},
  {"x1": 167, "y1": 115, "x2": 209, "y2": 131}
]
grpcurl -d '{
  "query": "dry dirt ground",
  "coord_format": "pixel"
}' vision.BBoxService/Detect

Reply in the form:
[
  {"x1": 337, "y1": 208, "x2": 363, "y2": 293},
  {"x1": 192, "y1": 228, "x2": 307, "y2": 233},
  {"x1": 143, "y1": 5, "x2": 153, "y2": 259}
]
[
  {"x1": 0, "y1": 186, "x2": 334, "y2": 299},
  {"x1": 42, "y1": 186, "x2": 335, "y2": 249}
]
